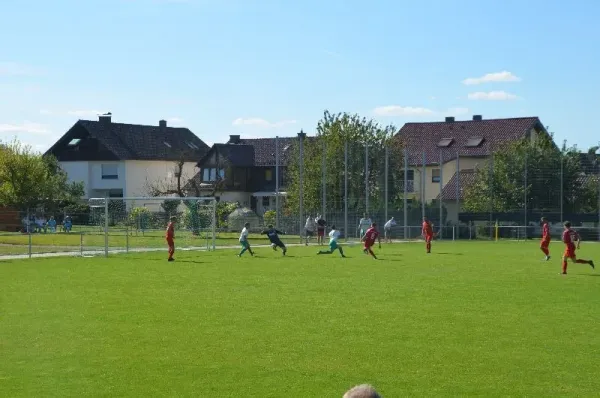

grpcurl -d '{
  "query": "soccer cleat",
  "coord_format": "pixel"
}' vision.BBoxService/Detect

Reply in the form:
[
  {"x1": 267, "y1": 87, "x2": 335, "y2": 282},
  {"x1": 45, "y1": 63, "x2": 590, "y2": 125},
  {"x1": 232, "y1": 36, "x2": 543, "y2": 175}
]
[
  {"x1": 545, "y1": 256, "x2": 550, "y2": 261},
  {"x1": 590, "y1": 260, "x2": 595, "y2": 269},
  {"x1": 168, "y1": 258, "x2": 174, "y2": 262}
]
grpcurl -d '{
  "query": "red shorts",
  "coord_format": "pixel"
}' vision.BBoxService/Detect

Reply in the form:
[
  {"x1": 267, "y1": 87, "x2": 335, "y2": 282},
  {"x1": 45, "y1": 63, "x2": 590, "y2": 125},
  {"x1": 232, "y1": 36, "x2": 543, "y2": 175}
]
[
  {"x1": 317, "y1": 229, "x2": 325, "y2": 237},
  {"x1": 540, "y1": 239, "x2": 550, "y2": 249},
  {"x1": 564, "y1": 246, "x2": 576, "y2": 259},
  {"x1": 364, "y1": 241, "x2": 375, "y2": 250},
  {"x1": 424, "y1": 234, "x2": 433, "y2": 243}
]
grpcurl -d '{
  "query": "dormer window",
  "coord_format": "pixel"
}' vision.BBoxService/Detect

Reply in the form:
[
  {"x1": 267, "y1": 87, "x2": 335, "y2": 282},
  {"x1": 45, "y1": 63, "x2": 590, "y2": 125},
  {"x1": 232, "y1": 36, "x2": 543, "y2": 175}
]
[
  {"x1": 437, "y1": 138, "x2": 454, "y2": 148},
  {"x1": 164, "y1": 141, "x2": 172, "y2": 148},
  {"x1": 465, "y1": 137, "x2": 484, "y2": 148},
  {"x1": 68, "y1": 138, "x2": 81, "y2": 146}
]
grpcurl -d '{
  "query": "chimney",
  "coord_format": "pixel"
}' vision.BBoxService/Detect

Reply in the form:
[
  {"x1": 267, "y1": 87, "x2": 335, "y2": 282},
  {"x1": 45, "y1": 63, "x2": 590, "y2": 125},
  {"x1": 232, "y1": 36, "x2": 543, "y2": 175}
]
[
  {"x1": 445, "y1": 116, "x2": 455, "y2": 123},
  {"x1": 159, "y1": 119, "x2": 167, "y2": 129},
  {"x1": 298, "y1": 129, "x2": 306, "y2": 140},
  {"x1": 99, "y1": 112, "x2": 112, "y2": 125},
  {"x1": 228, "y1": 134, "x2": 241, "y2": 144},
  {"x1": 473, "y1": 115, "x2": 483, "y2": 121}
]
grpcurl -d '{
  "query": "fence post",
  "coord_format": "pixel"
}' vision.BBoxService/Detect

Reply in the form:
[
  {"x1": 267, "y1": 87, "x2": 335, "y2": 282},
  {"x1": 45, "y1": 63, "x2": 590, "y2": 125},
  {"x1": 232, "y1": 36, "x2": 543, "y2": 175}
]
[
  {"x1": 298, "y1": 130, "x2": 305, "y2": 242},
  {"x1": 322, "y1": 138, "x2": 326, "y2": 221},
  {"x1": 80, "y1": 232, "x2": 83, "y2": 256},
  {"x1": 344, "y1": 139, "x2": 348, "y2": 242},
  {"x1": 421, "y1": 151, "x2": 426, "y2": 219},
  {"x1": 560, "y1": 148, "x2": 564, "y2": 224},
  {"x1": 211, "y1": 199, "x2": 217, "y2": 250},
  {"x1": 104, "y1": 196, "x2": 109, "y2": 257},
  {"x1": 125, "y1": 225, "x2": 129, "y2": 253},
  {"x1": 456, "y1": 152, "x2": 460, "y2": 220},
  {"x1": 365, "y1": 142, "x2": 369, "y2": 215},
  {"x1": 439, "y1": 150, "x2": 443, "y2": 239},
  {"x1": 275, "y1": 135, "x2": 280, "y2": 229},
  {"x1": 524, "y1": 152, "x2": 528, "y2": 238},
  {"x1": 403, "y1": 148, "x2": 408, "y2": 239},
  {"x1": 28, "y1": 217, "x2": 32, "y2": 259},
  {"x1": 384, "y1": 145, "x2": 389, "y2": 225}
]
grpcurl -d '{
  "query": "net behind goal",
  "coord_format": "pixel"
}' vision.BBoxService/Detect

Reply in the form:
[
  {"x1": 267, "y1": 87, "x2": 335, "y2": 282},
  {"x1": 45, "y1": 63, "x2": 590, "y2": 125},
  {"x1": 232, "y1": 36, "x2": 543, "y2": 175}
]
[{"x1": 86, "y1": 197, "x2": 217, "y2": 256}]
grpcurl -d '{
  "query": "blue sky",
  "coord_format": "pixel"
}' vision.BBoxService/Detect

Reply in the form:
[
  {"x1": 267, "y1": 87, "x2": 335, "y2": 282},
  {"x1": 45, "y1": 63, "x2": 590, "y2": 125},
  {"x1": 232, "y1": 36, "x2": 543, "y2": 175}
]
[{"x1": 1, "y1": 0, "x2": 599, "y2": 152}]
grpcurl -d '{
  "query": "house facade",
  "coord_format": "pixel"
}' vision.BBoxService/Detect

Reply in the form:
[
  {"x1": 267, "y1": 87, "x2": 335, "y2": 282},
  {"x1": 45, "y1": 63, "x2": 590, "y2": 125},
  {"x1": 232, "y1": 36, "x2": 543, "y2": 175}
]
[
  {"x1": 396, "y1": 115, "x2": 548, "y2": 222},
  {"x1": 45, "y1": 114, "x2": 209, "y2": 203},
  {"x1": 187, "y1": 133, "x2": 302, "y2": 215}
]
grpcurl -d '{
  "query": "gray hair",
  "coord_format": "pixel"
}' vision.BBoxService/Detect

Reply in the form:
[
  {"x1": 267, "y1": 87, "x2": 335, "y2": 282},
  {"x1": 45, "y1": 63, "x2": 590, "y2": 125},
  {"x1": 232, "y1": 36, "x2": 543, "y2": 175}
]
[{"x1": 343, "y1": 384, "x2": 381, "y2": 398}]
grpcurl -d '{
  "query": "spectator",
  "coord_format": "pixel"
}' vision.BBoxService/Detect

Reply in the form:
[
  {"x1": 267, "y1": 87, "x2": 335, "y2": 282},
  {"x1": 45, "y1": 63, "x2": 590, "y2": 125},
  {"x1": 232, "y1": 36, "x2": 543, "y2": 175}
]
[
  {"x1": 343, "y1": 384, "x2": 381, "y2": 398},
  {"x1": 36, "y1": 215, "x2": 47, "y2": 233},
  {"x1": 304, "y1": 215, "x2": 316, "y2": 245},
  {"x1": 316, "y1": 214, "x2": 327, "y2": 245},
  {"x1": 47, "y1": 216, "x2": 57, "y2": 233},
  {"x1": 384, "y1": 216, "x2": 396, "y2": 243},
  {"x1": 63, "y1": 216, "x2": 73, "y2": 233},
  {"x1": 358, "y1": 214, "x2": 372, "y2": 238}
]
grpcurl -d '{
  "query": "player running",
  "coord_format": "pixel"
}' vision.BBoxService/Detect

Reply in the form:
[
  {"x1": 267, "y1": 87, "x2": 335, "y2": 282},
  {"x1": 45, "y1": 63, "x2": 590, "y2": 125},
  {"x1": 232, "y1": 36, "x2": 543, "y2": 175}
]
[
  {"x1": 238, "y1": 222, "x2": 254, "y2": 257},
  {"x1": 362, "y1": 222, "x2": 381, "y2": 259},
  {"x1": 540, "y1": 217, "x2": 551, "y2": 261},
  {"x1": 561, "y1": 221, "x2": 594, "y2": 275},
  {"x1": 422, "y1": 217, "x2": 435, "y2": 253},
  {"x1": 261, "y1": 224, "x2": 287, "y2": 255},
  {"x1": 166, "y1": 216, "x2": 176, "y2": 262},
  {"x1": 317, "y1": 225, "x2": 346, "y2": 257}
]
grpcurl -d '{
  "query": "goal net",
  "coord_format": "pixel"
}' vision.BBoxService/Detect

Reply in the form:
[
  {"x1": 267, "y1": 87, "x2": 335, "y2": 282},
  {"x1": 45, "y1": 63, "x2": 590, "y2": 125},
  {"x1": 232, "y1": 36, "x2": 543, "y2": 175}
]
[{"x1": 85, "y1": 196, "x2": 217, "y2": 256}]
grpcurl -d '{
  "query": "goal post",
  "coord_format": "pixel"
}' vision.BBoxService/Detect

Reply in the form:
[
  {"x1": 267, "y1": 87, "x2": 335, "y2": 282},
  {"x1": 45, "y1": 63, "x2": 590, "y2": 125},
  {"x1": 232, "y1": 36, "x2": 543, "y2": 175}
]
[{"x1": 87, "y1": 196, "x2": 217, "y2": 257}]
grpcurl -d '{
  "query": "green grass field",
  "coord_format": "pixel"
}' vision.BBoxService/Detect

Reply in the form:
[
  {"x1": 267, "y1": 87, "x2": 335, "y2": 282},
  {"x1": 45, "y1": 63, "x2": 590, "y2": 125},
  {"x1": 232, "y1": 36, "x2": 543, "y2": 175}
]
[{"x1": 2, "y1": 241, "x2": 600, "y2": 397}]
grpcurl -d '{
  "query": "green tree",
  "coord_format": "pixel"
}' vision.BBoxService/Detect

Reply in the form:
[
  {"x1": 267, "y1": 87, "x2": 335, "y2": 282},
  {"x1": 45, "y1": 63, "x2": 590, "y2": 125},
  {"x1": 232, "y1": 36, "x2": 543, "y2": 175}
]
[
  {"x1": 462, "y1": 134, "x2": 588, "y2": 214},
  {"x1": 285, "y1": 111, "x2": 402, "y2": 214},
  {"x1": 0, "y1": 139, "x2": 84, "y2": 211}
]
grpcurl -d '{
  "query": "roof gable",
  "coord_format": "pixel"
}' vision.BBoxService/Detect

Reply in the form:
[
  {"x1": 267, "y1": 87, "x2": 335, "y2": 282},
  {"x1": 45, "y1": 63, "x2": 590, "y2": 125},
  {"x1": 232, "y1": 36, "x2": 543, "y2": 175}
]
[{"x1": 397, "y1": 117, "x2": 543, "y2": 165}]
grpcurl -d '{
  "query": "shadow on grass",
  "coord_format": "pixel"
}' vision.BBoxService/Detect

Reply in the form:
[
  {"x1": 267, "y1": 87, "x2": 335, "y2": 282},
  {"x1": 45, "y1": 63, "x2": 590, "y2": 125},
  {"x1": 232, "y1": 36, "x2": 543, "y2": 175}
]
[{"x1": 435, "y1": 252, "x2": 464, "y2": 256}]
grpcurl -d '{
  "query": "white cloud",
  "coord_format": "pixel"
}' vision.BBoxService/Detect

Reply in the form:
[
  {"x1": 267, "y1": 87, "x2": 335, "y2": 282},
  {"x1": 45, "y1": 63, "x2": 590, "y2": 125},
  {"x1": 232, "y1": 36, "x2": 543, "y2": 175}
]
[
  {"x1": 67, "y1": 110, "x2": 106, "y2": 117},
  {"x1": 462, "y1": 71, "x2": 521, "y2": 85},
  {"x1": 39, "y1": 109, "x2": 52, "y2": 115},
  {"x1": 467, "y1": 91, "x2": 518, "y2": 101},
  {"x1": 430, "y1": 96, "x2": 437, "y2": 100},
  {"x1": 0, "y1": 62, "x2": 41, "y2": 76},
  {"x1": 0, "y1": 121, "x2": 51, "y2": 135},
  {"x1": 373, "y1": 106, "x2": 435, "y2": 117},
  {"x1": 167, "y1": 117, "x2": 184, "y2": 124},
  {"x1": 232, "y1": 118, "x2": 297, "y2": 128}
]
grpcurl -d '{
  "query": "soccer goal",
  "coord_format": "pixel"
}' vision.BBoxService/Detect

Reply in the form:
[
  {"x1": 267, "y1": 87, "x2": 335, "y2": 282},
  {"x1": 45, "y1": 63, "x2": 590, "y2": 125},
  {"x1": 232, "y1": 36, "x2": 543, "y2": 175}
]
[{"x1": 86, "y1": 196, "x2": 217, "y2": 257}]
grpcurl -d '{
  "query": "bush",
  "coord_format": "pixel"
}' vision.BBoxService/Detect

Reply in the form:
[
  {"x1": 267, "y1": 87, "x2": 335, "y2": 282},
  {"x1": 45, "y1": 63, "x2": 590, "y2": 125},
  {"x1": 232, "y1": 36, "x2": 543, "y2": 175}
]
[
  {"x1": 216, "y1": 202, "x2": 239, "y2": 228},
  {"x1": 263, "y1": 210, "x2": 276, "y2": 227}
]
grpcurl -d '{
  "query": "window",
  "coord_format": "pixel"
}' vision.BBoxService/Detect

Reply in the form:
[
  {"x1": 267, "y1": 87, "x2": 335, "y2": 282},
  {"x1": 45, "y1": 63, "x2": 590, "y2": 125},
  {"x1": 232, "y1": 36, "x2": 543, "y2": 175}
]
[
  {"x1": 101, "y1": 164, "x2": 118, "y2": 180},
  {"x1": 432, "y1": 169, "x2": 441, "y2": 183},
  {"x1": 164, "y1": 141, "x2": 172, "y2": 148},
  {"x1": 187, "y1": 141, "x2": 199, "y2": 150},
  {"x1": 68, "y1": 138, "x2": 81, "y2": 146},
  {"x1": 262, "y1": 197, "x2": 270, "y2": 207},
  {"x1": 202, "y1": 168, "x2": 225, "y2": 182},
  {"x1": 465, "y1": 137, "x2": 484, "y2": 148},
  {"x1": 437, "y1": 138, "x2": 454, "y2": 147},
  {"x1": 406, "y1": 170, "x2": 414, "y2": 180},
  {"x1": 265, "y1": 169, "x2": 273, "y2": 181}
]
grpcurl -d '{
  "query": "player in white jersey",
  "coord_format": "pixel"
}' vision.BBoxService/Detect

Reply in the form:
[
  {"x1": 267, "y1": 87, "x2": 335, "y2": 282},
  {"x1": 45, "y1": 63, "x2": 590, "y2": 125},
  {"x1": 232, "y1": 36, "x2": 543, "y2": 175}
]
[{"x1": 317, "y1": 225, "x2": 345, "y2": 257}]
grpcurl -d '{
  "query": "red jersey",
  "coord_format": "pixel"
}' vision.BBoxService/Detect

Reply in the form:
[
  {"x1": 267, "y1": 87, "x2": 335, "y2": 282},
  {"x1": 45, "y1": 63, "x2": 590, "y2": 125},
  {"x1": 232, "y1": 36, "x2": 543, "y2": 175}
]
[
  {"x1": 166, "y1": 222, "x2": 175, "y2": 239},
  {"x1": 422, "y1": 222, "x2": 433, "y2": 236},
  {"x1": 364, "y1": 227, "x2": 379, "y2": 245},
  {"x1": 542, "y1": 223, "x2": 550, "y2": 241},
  {"x1": 562, "y1": 228, "x2": 578, "y2": 249}
]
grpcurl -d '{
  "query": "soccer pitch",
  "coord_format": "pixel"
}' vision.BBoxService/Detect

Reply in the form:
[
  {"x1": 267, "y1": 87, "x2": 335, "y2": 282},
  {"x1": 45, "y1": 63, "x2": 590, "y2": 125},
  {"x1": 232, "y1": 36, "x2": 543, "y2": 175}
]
[{"x1": 2, "y1": 241, "x2": 600, "y2": 396}]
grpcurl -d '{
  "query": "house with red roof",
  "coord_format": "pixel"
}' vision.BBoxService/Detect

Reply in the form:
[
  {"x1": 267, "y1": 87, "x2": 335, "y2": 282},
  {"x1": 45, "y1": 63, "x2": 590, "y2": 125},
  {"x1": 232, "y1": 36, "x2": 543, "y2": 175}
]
[{"x1": 396, "y1": 115, "x2": 549, "y2": 222}]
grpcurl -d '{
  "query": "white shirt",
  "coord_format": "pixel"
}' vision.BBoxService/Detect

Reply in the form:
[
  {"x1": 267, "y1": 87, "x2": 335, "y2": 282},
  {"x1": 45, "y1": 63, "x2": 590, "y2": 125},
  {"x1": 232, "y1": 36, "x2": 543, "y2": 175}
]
[
  {"x1": 305, "y1": 217, "x2": 315, "y2": 231},
  {"x1": 239, "y1": 227, "x2": 249, "y2": 242},
  {"x1": 384, "y1": 219, "x2": 396, "y2": 229},
  {"x1": 329, "y1": 229, "x2": 340, "y2": 243},
  {"x1": 359, "y1": 218, "x2": 372, "y2": 229}
]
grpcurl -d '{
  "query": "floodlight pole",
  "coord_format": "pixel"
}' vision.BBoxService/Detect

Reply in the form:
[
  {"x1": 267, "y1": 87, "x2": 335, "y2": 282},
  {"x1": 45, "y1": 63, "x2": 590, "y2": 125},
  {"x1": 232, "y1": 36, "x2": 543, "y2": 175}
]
[{"x1": 104, "y1": 196, "x2": 109, "y2": 258}]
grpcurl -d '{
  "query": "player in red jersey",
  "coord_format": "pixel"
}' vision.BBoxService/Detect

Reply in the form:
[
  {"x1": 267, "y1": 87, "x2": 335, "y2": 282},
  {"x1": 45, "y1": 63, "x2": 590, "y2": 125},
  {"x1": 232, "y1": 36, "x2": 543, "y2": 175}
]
[
  {"x1": 422, "y1": 217, "x2": 435, "y2": 253},
  {"x1": 362, "y1": 222, "x2": 381, "y2": 259},
  {"x1": 561, "y1": 221, "x2": 594, "y2": 275},
  {"x1": 166, "y1": 216, "x2": 176, "y2": 262},
  {"x1": 540, "y1": 217, "x2": 551, "y2": 261}
]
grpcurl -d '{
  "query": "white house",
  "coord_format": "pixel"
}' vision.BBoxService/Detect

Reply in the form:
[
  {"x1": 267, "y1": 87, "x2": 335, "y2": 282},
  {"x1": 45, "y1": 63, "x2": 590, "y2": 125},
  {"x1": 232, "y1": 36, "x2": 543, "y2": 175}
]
[{"x1": 45, "y1": 114, "x2": 209, "y2": 206}]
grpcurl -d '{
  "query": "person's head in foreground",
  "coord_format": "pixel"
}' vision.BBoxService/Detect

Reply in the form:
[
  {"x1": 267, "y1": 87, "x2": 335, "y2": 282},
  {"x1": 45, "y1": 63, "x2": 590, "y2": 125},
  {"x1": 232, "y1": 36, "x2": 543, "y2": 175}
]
[
  {"x1": 541, "y1": 216, "x2": 547, "y2": 224},
  {"x1": 371, "y1": 222, "x2": 377, "y2": 228},
  {"x1": 564, "y1": 221, "x2": 571, "y2": 229},
  {"x1": 343, "y1": 384, "x2": 381, "y2": 398},
  {"x1": 170, "y1": 216, "x2": 177, "y2": 223}
]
